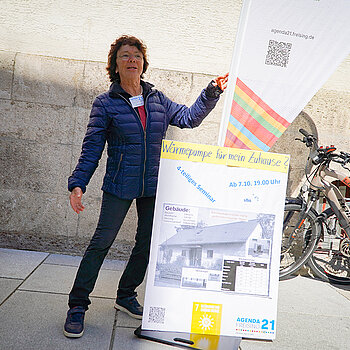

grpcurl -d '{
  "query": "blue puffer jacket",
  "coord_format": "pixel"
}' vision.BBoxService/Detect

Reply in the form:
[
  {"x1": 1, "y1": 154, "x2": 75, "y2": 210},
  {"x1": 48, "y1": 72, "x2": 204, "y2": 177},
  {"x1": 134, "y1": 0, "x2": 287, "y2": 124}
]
[{"x1": 68, "y1": 80, "x2": 219, "y2": 199}]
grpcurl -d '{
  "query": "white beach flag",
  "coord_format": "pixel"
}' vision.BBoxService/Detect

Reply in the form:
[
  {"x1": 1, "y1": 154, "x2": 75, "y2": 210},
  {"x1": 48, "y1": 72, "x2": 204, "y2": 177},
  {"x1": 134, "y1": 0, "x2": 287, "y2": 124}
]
[{"x1": 218, "y1": 0, "x2": 350, "y2": 151}]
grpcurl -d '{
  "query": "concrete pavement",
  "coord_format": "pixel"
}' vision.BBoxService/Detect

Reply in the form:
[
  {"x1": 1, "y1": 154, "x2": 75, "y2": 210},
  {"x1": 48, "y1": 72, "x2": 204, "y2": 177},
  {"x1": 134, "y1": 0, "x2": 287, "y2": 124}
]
[{"x1": 0, "y1": 247, "x2": 349, "y2": 350}]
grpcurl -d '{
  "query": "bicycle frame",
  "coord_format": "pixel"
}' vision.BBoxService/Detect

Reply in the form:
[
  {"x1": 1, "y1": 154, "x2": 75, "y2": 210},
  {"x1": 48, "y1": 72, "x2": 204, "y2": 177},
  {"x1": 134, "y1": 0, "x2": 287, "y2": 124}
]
[
  {"x1": 307, "y1": 162, "x2": 350, "y2": 237},
  {"x1": 281, "y1": 129, "x2": 350, "y2": 282}
]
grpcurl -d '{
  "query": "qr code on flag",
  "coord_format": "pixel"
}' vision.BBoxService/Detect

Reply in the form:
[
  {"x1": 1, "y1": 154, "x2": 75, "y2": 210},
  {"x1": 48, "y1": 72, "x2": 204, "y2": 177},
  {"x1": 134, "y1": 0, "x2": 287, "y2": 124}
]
[
  {"x1": 265, "y1": 40, "x2": 292, "y2": 68},
  {"x1": 148, "y1": 306, "x2": 166, "y2": 324}
]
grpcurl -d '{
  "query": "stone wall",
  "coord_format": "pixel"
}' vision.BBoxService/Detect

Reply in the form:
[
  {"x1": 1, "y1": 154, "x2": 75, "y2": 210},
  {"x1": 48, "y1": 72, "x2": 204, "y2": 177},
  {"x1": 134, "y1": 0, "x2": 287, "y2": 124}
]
[
  {"x1": 0, "y1": 51, "x2": 226, "y2": 258},
  {"x1": 0, "y1": 49, "x2": 349, "y2": 258}
]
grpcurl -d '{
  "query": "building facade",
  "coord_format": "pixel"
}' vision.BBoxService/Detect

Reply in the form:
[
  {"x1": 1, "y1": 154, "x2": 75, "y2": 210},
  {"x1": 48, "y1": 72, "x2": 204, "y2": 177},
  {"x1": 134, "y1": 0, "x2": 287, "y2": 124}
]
[{"x1": 0, "y1": 0, "x2": 349, "y2": 257}]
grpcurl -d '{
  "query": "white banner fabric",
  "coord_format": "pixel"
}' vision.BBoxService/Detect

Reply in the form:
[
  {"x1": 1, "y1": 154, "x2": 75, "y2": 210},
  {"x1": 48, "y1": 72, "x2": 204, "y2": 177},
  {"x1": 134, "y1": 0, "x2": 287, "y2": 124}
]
[{"x1": 218, "y1": 0, "x2": 350, "y2": 151}]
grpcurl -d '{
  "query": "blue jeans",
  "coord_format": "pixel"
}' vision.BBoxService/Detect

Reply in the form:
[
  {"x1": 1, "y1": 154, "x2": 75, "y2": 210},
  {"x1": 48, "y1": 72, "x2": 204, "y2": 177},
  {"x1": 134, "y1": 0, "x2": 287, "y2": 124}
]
[{"x1": 68, "y1": 192, "x2": 155, "y2": 310}]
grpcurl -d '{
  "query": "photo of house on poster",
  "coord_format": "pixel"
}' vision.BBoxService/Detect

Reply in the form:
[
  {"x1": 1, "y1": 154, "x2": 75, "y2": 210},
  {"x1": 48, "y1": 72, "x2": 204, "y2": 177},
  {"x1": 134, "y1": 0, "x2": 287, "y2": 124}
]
[
  {"x1": 142, "y1": 140, "x2": 290, "y2": 340},
  {"x1": 218, "y1": 0, "x2": 350, "y2": 150},
  {"x1": 155, "y1": 206, "x2": 273, "y2": 297}
]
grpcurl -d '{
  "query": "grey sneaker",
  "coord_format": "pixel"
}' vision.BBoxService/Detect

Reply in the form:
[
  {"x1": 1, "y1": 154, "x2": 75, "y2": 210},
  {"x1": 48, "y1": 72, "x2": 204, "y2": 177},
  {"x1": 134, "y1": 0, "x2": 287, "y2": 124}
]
[
  {"x1": 115, "y1": 296, "x2": 143, "y2": 319},
  {"x1": 63, "y1": 306, "x2": 85, "y2": 338}
]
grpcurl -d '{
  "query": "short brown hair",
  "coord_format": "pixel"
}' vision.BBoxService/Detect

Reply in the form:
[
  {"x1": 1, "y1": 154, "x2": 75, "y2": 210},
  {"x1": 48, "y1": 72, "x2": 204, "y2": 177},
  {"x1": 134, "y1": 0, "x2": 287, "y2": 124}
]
[{"x1": 106, "y1": 35, "x2": 149, "y2": 82}]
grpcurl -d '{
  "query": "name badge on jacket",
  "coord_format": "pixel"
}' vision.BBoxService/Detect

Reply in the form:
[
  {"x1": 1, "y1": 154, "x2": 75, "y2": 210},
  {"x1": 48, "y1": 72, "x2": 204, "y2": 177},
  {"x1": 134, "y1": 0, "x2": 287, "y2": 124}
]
[{"x1": 129, "y1": 95, "x2": 144, "y2": 108}]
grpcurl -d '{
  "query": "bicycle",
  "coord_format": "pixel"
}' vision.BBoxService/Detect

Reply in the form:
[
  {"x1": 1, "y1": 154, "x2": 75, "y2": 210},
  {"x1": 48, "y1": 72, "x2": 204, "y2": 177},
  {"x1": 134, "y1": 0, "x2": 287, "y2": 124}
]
[{"x1": 280, "y1": 129, "x2": 350, "y2": 285}]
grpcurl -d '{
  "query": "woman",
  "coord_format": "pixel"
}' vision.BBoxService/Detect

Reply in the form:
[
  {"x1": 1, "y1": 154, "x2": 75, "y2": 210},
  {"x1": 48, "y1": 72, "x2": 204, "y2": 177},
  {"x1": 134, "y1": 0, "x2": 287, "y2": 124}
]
[{"x1": 64, "y1": 35, "x2": 228, "y2": 338}]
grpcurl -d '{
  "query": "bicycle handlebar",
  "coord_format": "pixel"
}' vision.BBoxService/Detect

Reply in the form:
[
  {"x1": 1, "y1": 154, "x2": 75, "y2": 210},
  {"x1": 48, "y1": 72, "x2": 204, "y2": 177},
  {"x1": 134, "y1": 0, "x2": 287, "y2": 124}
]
[
  {"x1": 297, "y1": 129, "x2": 350, "y2": 168},
  {"x1": 333, "y1": 151, "x2": 350, "y2": 166},
  {"x1": 297, "y1": 129, "x2": 318, "y2": 149},
  {"x1": 299, "y1": 128, "x2": 310, "y2": 138}
]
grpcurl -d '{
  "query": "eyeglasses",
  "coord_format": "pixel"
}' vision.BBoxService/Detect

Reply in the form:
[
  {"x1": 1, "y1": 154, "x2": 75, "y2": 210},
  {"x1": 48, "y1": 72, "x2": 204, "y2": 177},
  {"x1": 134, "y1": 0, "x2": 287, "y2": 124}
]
[{"x1": 118, "y1": 54, "x2": 143, "y2": 61}]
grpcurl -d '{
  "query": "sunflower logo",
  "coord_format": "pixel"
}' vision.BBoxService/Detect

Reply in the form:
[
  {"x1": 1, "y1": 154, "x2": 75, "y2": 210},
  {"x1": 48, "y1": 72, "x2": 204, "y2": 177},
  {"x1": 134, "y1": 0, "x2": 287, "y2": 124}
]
[
  {"x1": 199, "y1": 314, "x2": 214, "y2": 331},
  {"x1": 191, "y1": 302, "x2": 222, "y2": 335}
]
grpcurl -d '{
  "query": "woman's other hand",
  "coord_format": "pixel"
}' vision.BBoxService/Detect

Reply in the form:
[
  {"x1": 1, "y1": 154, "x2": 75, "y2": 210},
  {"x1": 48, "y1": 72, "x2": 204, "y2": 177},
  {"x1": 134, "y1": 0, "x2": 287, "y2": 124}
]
[
  {"x1": 205, "y1": 73, "x2": 229, "y2": 99},
  {"x1": 70, "y1": 187, "x2": 85, "y2": 214},
  {"x1": 214, "y1": 72, "x2": 229, "y2": 91}
]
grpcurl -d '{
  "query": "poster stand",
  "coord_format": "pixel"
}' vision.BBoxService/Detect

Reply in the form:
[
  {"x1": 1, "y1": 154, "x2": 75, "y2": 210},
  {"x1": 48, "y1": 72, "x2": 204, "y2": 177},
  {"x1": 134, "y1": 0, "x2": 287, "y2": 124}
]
[
  {"x1": 140, "y1": 140, "x2": 290, "y2": 343},
  {"x1": 134, "y1": 326, "x2": 242, "y2": 350}
]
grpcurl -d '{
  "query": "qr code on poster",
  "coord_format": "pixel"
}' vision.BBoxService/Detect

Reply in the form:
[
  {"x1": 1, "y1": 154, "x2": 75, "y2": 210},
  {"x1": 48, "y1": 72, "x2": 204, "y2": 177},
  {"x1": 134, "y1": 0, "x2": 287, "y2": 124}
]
[
  {"x1": 148, "y1": 306, "x2": 166, "y2": 324},
  {"x1": 265, "y1": 40, "x2": 292, "y2": 68}
]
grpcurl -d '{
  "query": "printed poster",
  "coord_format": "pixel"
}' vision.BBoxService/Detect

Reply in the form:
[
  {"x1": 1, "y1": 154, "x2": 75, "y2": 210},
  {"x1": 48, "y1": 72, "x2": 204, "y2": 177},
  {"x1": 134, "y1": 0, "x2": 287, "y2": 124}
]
[
  {"x1": 218, "y1": 0, "x2": 350, "y2": 150},
  {"x1": 142, "y1": 140, "x2": 290, "y2": 340}
]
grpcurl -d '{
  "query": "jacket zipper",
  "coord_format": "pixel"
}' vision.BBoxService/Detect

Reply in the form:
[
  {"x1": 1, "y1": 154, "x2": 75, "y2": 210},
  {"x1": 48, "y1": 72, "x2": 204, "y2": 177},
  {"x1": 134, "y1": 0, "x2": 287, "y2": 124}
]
[
  {"x1": 117, "y1": 91, "x2": 155, "y2": 196},
  {"x1": 140, "y1": 93, "x2": 152, "y2": 196},
  {"x1": 113, "y1": 153, "x2": 123, "y2": 183}
]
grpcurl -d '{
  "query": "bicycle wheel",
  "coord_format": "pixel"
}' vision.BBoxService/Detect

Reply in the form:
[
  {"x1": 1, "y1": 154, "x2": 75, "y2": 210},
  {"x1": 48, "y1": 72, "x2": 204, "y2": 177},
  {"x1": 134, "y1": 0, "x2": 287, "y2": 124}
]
[
  {"x1": 308, "y1": 209, "x2": 350, "y2": 284},
  {"x1": 280, "y1": 202, "x2": 321, "y2": 279}
]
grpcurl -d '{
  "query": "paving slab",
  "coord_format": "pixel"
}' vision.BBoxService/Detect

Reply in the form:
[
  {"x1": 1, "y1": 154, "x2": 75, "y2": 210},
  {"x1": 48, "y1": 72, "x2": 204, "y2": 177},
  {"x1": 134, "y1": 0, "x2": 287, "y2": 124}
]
[
  {"x1": 44, "y1": 253, "x2": 126, "y2": 271},
  {"x1": 116, "y1": 309, "x2": 142, "y2": 328},
  {"x1": 277, "y1": 275, "x2": 350, "y2": 317},
  {"x1": 112, "y1": 326, "x2": 176, "y2": 350},
  {"x1": 0, "y1": 278, "x2": 22, "y2": 304},
  {"x1": 0, "y1": 290, "x2": 115, "y2": 350},
  {"x1": 240, "y1": 276, "x2": 350, "y2": 350},
  {"x1": 101, "y1": 258, "x2": 127, "y2": 271},
  {"x1": 0, "y1": 248, "x2": 48, "y2": 279},
  {"x1": 19, "y1": 263, "x2": 122, "y2": 299},
  {"x1": 330, "y1": 283, "x2": 350, "y2": 301},
  {"x1": 1, "y1": 249, "x2": 348, "y2": 350},
  {"x1": 240, "y1": 312, "x2": 350, "y2": 350},
  {"x1": 44, "y1": 253, "x2": 83, "y2": 266}
]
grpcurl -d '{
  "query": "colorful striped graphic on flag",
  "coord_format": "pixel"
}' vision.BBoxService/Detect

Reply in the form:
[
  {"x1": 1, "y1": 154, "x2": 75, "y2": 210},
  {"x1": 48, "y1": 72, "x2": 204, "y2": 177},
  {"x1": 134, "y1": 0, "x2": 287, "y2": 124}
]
[{"x1": 224, "y1": 78, "x2": 290, "y2": 151}]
